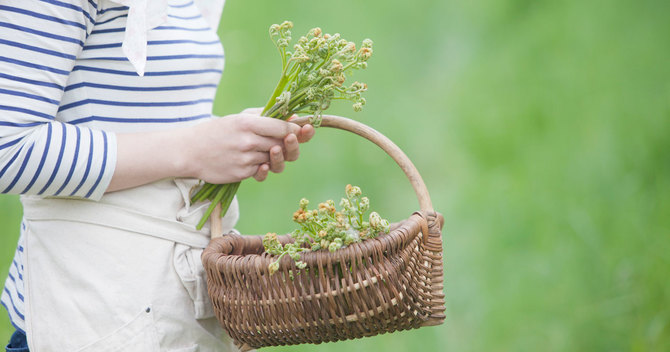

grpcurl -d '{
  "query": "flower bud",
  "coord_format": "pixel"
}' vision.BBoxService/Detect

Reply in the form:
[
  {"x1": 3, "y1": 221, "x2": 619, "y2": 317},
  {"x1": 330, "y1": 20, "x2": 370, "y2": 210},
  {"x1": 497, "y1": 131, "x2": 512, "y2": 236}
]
[
  {"x1": 369, "y1": 211, "x2": 382, "y2": 230},
  {"x1": 299, "y1": 198, "x2": 309, "y2": 210},
  {"x1": 277, "y1": 38, "x2": 289, "y2": 47},
  {"x1": 358, "y1": 47, "x2": 373, "y2": 61},
  {"x1": 344, "y1": 231, "x2": 359, "y2": 245},
  {"x1": 329, "y1": 59, "x2": 343, "y2": 72},
  {"x1": 296, "y1": 261, "x2": 307, "y2": 269},
  {"x1": 280, "y1": 20, "x2": 293, "y2": 29},
  {"x1": 263, "y1": 233, "x2": 280, "y2": 252},
  {"x1": 264, "y1": 232, "x2": 278, "y2": 243},
  {"x1": 353, "y1": 102, "x2": 363, "y2": 112},
  {"x1": 345, "y1": 184, "x2": 362, "y2": 198},
  {"x1": 293, "y1": 54, "x2": 310, "y2": 63},
  {"x1": 309, "y1": 27, "x2": 322, "y2": 37},
  {"x1": 335, "y1": 73, "x2": 346, "y2": 86},
  {"x1": 380, "y1": 219, "x2": 390, "y2": 233},
  {"x1": 268, "y1": 261, "x2": 279, "y2": 275},
  {"x1": 359, "y1": 197, "x2": 370, "y2": 212},
  {"x1": 319, "y1": 68, "x2": 331, "y2": 77},
  {"x1": 293, "y1": 209, "x2": 306, "y2": 223},
  {"x1": 328, "y1": 241, "x2": 341, "y2": 252},
  {"x1": 350, "y1": 81, "x2": 368, "y2": 92},
  {"x1": 340, "y1": 198, "x2": 352, "y2": 211},
  {"x1": 362, "y1": 38, "x2": 373, "y2": 48}
]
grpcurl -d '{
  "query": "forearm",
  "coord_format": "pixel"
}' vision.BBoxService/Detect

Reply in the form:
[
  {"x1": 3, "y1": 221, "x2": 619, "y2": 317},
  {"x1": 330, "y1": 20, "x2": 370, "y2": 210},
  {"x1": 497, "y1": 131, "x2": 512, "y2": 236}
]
[
  {"x1": 106, "y1": 128, "x2": 193, "y2": 193},
  {"x1": 105, "y1": 114, "x2": 314, "y2": 194}
]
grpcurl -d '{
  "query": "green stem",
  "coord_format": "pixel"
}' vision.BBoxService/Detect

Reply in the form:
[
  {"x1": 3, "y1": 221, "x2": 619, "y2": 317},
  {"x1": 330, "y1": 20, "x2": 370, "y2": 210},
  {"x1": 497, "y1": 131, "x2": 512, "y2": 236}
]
[
  {"x1": 196, "y1": 184, "x2": 228, "y2": 230},
  {"x1": 262, "y1": 73, "x2": 289, "y2": 116},
  {"x1": 192, "y1": 183, "x2": 216, "y2": 203},
  {"x1": 218, "y1": 182, "x2": 240, "y2": 218}
]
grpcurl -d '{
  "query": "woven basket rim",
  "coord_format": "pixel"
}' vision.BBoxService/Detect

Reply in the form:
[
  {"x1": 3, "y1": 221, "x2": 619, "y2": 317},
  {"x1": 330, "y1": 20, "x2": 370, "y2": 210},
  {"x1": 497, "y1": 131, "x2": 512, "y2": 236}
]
[{"x1": 202, "y1": 212, "x2": 433, "y2": 270}]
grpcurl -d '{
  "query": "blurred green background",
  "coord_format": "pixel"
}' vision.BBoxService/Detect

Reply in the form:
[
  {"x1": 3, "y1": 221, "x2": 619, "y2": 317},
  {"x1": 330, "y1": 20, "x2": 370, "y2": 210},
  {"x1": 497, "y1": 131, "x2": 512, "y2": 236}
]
[{"x1": 2, "y1": 0, "x2": 669, "y2": 350}]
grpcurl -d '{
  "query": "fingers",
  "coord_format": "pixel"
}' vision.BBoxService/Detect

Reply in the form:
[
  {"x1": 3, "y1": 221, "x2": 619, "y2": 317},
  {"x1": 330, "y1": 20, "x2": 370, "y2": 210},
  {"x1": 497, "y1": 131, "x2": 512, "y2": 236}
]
[
  {"x1": 297, "y1": 124, "x2": 315, "y2": 143},
  {"x1": 269, "y1": 145, "x2": 285, "y2": 173},
  {"x1": 245, "y1": 151, "x2": 270, "y2": 165},
  {"x1": 240, "y1": 136, "x2": 284, "y2": 152},
  {"x1": 284, "y1": 133, "x2": 299, "y2": 161},
  {"x1": 239, "y1": 115, "x2": 301, "y2": 138},
  {"x1": 235, "y1": 115, "x2": 315, "y2": 182},
  {"x1": 253, "y1": 163, "x2": 270, "y2": 182}
]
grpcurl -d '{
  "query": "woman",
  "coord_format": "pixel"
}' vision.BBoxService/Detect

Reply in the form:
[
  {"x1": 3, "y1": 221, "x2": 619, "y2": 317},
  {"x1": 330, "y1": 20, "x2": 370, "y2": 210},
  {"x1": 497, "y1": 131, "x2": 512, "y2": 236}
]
[{"x1": 0, "y1": 0, "x2": 314, "y2": 350}]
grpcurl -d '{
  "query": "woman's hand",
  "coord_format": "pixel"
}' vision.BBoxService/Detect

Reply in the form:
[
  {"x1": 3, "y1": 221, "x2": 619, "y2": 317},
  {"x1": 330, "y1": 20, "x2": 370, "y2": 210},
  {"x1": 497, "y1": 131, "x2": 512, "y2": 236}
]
[
  {"x1": 107, "y1": 109, "x2": 314, "y2": 193},
  {"x1": 185, "y1": 109, "x2": 315, "y2": 184}
]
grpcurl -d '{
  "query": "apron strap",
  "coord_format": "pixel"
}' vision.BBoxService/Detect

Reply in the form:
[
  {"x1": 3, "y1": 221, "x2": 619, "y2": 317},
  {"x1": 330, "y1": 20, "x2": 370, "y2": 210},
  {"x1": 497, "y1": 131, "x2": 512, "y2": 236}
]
[{"x1": 21, "y1": 196, "x2": 211, "y2": 249}]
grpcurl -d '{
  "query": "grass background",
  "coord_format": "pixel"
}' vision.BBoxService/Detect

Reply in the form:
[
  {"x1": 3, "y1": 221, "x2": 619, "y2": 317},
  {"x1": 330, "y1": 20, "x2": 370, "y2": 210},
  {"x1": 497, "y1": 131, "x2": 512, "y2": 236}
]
[{"x1": 2, "y1": 0, "x2": 669, "y2": 350}]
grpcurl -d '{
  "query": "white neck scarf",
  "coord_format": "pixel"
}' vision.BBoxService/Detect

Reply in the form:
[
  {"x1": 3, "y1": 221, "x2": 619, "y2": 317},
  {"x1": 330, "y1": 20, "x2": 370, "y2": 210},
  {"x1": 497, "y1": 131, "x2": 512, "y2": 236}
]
[{"x1": 110, "y1": 0, "x2": 225, "y2": 76}]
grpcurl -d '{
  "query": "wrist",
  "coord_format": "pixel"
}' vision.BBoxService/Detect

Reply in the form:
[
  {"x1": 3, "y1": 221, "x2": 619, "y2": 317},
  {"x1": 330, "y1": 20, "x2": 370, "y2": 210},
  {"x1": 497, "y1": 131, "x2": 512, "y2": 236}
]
[{"x1": 169, "y1": 126, "x2": 199, "y2": 179}]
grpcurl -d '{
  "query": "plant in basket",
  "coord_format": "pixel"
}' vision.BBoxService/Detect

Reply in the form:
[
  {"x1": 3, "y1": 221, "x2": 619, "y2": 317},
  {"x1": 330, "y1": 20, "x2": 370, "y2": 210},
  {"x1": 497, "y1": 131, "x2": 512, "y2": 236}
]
[{"x1": 263, "y1": 184, "x2": 391, "y2": 274}]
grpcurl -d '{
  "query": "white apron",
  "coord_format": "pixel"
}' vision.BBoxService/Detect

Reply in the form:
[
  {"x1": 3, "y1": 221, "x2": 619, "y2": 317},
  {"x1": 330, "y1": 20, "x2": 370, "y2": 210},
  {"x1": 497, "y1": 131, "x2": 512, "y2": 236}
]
[{"x1": 20, "y1": 178, "x2": 241, "y2": 352}]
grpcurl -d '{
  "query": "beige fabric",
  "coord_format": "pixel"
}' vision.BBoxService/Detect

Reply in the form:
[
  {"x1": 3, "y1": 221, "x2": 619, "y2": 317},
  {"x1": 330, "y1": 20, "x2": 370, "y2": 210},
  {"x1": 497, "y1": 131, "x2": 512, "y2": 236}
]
[{"x1": 21, "y1": 179, "x2": 240, "y2": 351}]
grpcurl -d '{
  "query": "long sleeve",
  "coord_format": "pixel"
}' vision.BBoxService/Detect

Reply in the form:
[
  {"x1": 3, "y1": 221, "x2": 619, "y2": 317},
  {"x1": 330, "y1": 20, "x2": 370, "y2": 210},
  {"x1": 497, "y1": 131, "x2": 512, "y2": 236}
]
[{"x1": 0, "y1": 0, "x2": 116, "y2": 200}]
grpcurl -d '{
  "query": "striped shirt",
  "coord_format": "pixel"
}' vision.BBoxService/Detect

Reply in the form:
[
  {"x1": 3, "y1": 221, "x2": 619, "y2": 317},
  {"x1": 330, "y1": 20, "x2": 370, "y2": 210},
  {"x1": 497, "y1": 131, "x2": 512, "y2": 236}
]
[{"x1": 1, "y1": 0, "x2": 225, "y2": 333}]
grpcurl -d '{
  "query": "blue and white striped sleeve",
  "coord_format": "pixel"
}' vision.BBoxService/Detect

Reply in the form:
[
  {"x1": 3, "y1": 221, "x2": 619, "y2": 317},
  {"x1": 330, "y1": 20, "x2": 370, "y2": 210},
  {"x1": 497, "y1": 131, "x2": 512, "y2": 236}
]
[{"x1": 0, "y1": 0, "x2": 116, "y2": 201}]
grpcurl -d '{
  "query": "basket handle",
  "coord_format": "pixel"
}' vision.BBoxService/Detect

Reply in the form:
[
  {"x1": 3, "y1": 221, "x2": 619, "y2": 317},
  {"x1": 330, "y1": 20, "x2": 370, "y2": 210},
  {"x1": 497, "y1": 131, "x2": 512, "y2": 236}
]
[
  {"x1": 209, "y1": 114, "x2": 434, "y2": 238},
  {"x1": 291, "y1": 115, "x2": 434, "y2": 212}
]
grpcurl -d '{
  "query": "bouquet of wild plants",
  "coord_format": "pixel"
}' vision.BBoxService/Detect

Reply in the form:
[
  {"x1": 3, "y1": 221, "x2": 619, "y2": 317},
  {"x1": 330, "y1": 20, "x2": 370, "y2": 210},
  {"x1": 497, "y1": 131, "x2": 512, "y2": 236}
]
[
  {"x1": 191, "y1": 21, "x2": 374, "y2": 229},
  {"x1": 263, "y1": 185, "x2": 389, "y2": 274}
]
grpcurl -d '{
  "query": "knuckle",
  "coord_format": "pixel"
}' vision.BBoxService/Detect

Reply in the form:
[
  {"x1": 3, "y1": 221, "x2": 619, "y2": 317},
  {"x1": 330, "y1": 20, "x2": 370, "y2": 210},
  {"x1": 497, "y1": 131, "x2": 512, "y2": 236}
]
[
  {"x1": 237, "y1": 117, "x2": 252, "y2": 131},
  {"x1": 239, "y1": 137, "x2": 256, "y2": 152},
  {"x1": 241, "y1": 153, "x2": 258, "y2": 166},
  {"x1": 237, "y1": 167, "x2": 254, "y2": 180}
]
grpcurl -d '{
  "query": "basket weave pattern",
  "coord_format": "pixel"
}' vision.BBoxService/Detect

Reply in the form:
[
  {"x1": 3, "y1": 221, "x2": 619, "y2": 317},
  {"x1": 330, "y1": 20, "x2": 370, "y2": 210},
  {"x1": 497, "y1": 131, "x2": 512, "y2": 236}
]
[
  {"x1": 202, "y1": 212, "x2": 444, "y2": 349},
  {"x1": 201, "y1": 115, "x2": 445, "y2": 350}
]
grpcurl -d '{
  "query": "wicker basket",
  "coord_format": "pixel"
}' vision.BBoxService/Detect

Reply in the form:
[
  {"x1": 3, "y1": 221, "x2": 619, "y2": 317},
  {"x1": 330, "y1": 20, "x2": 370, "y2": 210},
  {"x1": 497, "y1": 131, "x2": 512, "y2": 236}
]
[{"x1": 202, "y1": 115, "x2": 445, "y2": 351}]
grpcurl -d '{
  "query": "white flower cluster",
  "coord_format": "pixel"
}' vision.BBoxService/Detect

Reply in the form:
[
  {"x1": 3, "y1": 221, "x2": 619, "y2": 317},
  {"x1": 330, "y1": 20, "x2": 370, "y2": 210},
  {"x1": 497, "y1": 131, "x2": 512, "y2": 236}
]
[
  {"x1": 263, "y1": 185, "x2": 389, "y2": 275},
  {"x1": 262, "y1": 21, "x2": 373, "y2": 127}
]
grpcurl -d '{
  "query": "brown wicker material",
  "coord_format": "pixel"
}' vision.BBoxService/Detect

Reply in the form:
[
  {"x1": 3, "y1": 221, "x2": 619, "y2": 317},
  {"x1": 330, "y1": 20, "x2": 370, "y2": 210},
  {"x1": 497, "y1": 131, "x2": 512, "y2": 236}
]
[{"x1": 202, "y1": 115, "x2": 445, "y2": 351}]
